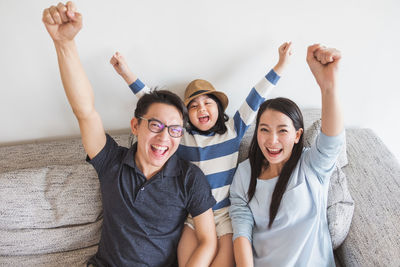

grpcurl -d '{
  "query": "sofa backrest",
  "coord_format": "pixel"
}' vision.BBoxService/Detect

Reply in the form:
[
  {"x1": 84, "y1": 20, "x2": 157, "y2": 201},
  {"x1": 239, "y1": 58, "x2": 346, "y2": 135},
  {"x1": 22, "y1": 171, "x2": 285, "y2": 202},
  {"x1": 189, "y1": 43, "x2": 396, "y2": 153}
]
[{"x1": 0, "y1": 134, "x2": 130, "y2": 266}]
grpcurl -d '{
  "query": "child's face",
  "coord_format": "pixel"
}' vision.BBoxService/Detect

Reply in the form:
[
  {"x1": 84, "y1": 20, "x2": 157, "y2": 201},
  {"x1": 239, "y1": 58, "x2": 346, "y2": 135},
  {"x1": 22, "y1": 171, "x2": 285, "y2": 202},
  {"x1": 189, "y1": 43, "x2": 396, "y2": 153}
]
[{"x1": 187, "y1": 95, "x2": 219, "y2": 132}]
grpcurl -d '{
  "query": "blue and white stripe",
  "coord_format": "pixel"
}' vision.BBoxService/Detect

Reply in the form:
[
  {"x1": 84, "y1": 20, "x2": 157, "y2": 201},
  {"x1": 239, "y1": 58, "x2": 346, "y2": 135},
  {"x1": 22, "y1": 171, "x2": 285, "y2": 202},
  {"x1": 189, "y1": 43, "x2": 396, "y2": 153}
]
[
  {"x1": 129, "y1": 79, "x2": 151, "y2": 99},
  {"x1": 129, "y1": 69, "x2": 280, "y2": 210}
]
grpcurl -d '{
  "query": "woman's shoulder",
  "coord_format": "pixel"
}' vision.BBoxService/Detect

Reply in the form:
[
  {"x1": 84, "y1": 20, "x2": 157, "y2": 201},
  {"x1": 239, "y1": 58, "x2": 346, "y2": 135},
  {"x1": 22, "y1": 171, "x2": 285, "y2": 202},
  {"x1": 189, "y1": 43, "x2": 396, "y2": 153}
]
[
  {"x1": 231, "y1": 159, "x2": 251, "y2": 191},
  {"x1": 235, "y1": 159, "x2": 252, "y2": 182},
  {"x1": 237, "y1": 158, "x2": 251, "y2": 171}
]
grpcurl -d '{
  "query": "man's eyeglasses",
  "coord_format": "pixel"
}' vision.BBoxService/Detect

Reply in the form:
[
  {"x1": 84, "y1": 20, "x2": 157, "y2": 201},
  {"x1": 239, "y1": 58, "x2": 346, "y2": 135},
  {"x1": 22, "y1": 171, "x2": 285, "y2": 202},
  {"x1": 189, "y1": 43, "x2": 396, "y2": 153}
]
[{"x1": 138, "y1": 117, "x2": 184, "y2": 138}]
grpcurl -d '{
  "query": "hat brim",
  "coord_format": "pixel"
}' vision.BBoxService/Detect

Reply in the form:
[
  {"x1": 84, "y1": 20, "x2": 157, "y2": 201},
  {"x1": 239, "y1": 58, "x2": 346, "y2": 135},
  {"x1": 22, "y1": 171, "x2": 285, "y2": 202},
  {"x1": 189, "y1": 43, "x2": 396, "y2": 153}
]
[{"x1": 184, "y1": 90, "x2": 229, "y2": 111}]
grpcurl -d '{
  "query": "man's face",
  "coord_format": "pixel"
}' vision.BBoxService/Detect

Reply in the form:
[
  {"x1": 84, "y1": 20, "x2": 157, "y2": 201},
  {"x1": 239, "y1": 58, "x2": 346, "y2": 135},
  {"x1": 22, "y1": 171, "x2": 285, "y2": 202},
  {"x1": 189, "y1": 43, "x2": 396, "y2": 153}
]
[{"x1": 131, "y1": 103, "x2": 183, "y2": 177}]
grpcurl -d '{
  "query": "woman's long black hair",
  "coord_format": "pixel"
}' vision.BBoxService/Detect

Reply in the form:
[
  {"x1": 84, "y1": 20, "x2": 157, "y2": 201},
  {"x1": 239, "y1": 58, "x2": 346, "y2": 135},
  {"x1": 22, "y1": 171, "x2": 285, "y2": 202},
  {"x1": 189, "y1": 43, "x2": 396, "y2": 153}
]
[{"x1": 247, "y1": 97, "x2": 304, "y2": 228}]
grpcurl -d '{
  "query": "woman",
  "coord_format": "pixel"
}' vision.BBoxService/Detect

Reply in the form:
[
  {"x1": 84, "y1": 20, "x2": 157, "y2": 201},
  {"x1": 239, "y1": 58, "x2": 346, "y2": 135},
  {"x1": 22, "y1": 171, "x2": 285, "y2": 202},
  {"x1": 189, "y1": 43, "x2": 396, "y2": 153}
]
[{"x1": 229, "y1": 44, "x2": 343, "y2": 267}]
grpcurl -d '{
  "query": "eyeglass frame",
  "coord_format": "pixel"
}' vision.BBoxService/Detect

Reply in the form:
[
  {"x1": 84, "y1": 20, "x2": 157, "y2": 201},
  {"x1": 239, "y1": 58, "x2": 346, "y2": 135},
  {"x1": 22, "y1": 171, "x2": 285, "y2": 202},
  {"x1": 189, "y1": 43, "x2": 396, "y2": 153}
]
[{"x1": 137, "y1": 116, "x2": 184, "y2": 138}]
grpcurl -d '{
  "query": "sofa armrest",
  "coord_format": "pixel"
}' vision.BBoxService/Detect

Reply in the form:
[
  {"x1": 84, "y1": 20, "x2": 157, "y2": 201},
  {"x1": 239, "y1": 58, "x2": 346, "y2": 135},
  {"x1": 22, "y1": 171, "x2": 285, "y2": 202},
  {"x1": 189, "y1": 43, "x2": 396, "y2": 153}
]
[{"x1": 336, "y1": 129, "x2": 400, "y2": 266}]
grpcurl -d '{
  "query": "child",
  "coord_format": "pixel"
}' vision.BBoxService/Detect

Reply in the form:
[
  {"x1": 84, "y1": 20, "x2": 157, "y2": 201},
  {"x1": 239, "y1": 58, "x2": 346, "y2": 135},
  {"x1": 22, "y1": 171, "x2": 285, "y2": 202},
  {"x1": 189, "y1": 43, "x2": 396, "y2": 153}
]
[{"x1": 110, "y1": 42, "x2": 292, "y2": 266}]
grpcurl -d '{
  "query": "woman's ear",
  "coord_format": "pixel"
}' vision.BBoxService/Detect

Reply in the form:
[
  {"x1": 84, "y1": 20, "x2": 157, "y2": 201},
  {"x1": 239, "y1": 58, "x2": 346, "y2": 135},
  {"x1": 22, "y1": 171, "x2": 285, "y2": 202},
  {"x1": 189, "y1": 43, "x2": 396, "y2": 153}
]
[
  {"x1": 294, "y1": 128, "x2": 304, "y2": 144},
  {"x1": 131, "y1": 117, "x2": 139, "y2": 136}
]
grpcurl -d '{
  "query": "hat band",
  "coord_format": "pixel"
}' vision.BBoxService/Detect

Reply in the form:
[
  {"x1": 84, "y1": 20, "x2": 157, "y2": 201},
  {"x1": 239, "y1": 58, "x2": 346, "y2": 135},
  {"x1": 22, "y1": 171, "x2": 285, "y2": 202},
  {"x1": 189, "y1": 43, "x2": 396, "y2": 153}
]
[{"x1": 189, "y1": 90, "x2": 211, "y2": 98}]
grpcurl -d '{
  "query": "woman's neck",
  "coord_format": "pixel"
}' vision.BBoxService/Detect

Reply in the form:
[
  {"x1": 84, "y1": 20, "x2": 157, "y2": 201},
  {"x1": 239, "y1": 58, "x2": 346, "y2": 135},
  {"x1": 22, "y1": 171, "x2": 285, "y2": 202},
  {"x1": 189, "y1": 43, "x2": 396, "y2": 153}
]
[{"x1": 259, "y1": 162, "x2": 284, "y2": 180}]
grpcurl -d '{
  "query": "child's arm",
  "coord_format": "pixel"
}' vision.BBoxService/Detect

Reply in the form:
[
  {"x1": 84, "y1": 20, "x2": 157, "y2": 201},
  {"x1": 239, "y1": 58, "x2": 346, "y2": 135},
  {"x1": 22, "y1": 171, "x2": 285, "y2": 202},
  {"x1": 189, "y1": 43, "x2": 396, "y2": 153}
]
[
  {"x1": 110, "y1": 52, "x2": 151, "y2": 98},
  {"x1": 234, "y1": 42, "x2": 292, "y2": 138},
  {"x1": 273, "y1": 41, "x2": 293, "y2": 76}
]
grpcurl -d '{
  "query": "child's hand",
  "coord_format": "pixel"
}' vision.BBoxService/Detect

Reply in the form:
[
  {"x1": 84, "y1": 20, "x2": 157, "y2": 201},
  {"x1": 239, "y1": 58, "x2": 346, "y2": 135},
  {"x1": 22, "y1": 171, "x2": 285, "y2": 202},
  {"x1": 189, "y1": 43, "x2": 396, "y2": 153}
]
[
  {"x1": 273, "y1": 42, "x2": 293, "y2": 76},
  {"x1": 110, "y1": 52, "x2": 137, "y2": 85}
]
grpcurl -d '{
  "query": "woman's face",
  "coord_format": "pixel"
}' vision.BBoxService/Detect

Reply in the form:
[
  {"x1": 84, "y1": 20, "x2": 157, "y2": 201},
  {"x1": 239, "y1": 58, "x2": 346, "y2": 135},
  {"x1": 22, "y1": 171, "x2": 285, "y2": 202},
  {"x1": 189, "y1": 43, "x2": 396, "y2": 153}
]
[
  {"x1": 257, "y1": 109, "x2": 303, "y2": 168},
  {"x1": 187, "y1": 94, "x2": 219, "y2": 131}
]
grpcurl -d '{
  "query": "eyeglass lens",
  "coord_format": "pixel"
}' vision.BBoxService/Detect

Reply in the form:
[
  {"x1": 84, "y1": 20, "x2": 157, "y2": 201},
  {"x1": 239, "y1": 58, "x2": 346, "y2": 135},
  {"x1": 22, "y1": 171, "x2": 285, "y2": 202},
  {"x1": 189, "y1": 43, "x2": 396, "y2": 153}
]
[{"x1": 147, "y1": 119, "x2": 183, "y2": 137}]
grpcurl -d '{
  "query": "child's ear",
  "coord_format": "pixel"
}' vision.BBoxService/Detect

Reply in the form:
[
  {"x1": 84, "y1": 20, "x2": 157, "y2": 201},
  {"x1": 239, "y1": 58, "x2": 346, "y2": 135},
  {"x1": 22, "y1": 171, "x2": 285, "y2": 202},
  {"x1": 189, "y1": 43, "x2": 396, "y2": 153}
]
[
  {"x1": 131, "y1": 117, "x2": 139, "y2": 136},
  {"x1": 294, "y1": 128, "x2": 304, "y2": 144}
]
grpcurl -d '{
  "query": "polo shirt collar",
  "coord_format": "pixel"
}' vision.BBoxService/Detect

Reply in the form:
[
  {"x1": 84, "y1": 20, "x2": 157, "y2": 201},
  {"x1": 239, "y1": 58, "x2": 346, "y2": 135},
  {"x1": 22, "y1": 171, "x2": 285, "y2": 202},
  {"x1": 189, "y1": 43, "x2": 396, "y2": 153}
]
[{"x1": 122, "y1": 142, "x2": 182, "y2": 177}]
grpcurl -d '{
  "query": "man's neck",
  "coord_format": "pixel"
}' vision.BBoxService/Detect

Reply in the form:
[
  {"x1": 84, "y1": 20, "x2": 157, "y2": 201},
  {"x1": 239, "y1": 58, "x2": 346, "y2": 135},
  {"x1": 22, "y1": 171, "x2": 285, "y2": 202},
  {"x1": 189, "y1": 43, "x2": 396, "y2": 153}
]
[{"x1": 134, "y1": 157, "x2": 161, "y2": 180}]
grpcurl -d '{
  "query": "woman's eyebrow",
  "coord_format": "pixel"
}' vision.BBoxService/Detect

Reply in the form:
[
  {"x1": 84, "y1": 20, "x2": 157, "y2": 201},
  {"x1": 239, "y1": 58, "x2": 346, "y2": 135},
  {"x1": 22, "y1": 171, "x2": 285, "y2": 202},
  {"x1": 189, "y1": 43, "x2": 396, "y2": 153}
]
[{"x1": 259, "y1": 123, "x2": 289, "y2": 128}]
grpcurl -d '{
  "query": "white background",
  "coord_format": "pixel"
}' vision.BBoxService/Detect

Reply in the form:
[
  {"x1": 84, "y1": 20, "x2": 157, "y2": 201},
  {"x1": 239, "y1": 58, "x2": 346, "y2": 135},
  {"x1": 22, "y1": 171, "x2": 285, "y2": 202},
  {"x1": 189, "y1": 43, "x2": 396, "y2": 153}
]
[{"x1": 1, "y1": 0, "x2": 399, "y2": 161}]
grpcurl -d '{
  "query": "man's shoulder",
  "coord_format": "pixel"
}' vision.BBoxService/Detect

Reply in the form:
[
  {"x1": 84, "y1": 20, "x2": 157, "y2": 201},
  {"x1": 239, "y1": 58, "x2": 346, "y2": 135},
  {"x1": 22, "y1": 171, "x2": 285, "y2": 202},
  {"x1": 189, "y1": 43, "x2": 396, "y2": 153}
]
[
  {"x1": 104, "y1": 134, "x2": 130, "y2": 158},
  {"x1": 88, "y1": 134, "x2": 130, "y2": 166}
]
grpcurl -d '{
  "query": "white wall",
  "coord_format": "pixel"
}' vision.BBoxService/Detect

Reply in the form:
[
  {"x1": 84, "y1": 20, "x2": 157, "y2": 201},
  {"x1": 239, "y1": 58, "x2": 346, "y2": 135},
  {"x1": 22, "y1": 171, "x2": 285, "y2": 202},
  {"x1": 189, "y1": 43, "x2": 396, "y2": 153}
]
[{"x1": 1, "y1": 0, "x2": 399, "y2": 161}]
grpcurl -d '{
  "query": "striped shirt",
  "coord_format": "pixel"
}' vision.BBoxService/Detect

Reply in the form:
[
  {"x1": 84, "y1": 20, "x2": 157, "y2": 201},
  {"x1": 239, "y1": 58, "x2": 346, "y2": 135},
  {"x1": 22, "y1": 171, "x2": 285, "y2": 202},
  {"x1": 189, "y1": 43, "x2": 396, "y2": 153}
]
[{"x1": 129, "y1": 70, "x2": 280, "y2": 210}]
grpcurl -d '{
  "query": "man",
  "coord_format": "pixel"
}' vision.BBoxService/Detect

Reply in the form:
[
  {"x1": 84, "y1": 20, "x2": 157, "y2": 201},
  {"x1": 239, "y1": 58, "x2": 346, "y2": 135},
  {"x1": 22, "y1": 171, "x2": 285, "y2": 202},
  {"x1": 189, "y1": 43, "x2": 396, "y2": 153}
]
[{"x1": 42, "y1": 2, "x2": 217, "y2": 266}]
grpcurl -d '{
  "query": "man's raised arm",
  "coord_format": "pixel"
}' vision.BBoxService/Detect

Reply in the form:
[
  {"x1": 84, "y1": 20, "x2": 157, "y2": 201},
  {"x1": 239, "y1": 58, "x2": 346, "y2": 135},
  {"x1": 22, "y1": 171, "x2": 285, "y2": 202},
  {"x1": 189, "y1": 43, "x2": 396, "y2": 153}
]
[{"x1": 42, "y1": 1, "x2": 106, "y2": 159}]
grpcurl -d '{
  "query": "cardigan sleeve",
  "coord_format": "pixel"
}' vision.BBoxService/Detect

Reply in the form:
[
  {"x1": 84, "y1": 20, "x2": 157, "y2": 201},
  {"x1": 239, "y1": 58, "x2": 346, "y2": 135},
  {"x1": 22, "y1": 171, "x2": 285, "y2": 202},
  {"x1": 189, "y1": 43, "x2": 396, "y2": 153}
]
[{"x1": 229, "y1": 160, "x2": 254, "y2": 242}]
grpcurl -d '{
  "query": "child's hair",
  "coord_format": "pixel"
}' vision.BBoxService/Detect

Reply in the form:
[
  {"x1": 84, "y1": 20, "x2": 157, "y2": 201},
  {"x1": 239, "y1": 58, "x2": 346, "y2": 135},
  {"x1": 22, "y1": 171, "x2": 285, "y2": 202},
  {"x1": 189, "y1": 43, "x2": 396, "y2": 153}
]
[
  {"x1": 187, "y1": 94, "x2": 229, "y2": 134},
  {"x1": 247, "y1": 97, "x2": 304, "y2": 228},
  {"x1": 135, "y1": 89, "x2": 188, "y2": 126}
]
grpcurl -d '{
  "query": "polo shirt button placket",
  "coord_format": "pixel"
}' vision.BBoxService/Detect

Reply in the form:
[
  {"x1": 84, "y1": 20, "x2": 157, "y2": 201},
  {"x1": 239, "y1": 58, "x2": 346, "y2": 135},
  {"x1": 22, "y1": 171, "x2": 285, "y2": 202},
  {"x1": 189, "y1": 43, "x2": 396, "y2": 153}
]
[{"x1": 135, "y1": 187, "x2": 145, "y2": 203}]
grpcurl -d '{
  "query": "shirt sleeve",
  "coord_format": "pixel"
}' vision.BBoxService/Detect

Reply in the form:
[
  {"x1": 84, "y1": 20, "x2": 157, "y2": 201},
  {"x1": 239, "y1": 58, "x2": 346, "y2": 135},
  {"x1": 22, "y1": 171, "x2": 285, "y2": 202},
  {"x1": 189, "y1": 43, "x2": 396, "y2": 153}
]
[
  {"x1": 129, "y1": 78, "x2": 151, "y2": 99},
  {"x1": 86, "y1": 134, "x2": 123, "y2": 182},
  {"x1": 229, "y1": 160, "x2": 254, "y2": 243},
  {"x1": 304, "y1": 130, "x2": 346, "y2": 184},
  {"x1": 234, "y1": 69, "x2": 280, "y2": 140},
  {"x1": 186, "y1": 164, "x2": 216, "y2": 217}
]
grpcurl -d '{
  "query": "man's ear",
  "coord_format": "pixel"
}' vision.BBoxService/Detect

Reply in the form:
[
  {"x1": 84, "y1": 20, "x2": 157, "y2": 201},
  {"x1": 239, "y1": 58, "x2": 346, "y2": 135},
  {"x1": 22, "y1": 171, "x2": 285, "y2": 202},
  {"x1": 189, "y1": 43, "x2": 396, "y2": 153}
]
[
  {"x1": 131, "y1": 117, "x2": 139, "y2": 135},
  {"x1": 294, "y1": 128, "x2": 304, "y2": 144}
]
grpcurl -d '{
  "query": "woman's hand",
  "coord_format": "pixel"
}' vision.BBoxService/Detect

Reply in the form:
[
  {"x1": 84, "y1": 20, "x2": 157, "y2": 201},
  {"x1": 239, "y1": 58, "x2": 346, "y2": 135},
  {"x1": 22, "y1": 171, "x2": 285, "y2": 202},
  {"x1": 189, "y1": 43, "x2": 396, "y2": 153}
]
[{"x1": 306, "y1": 44, "x2": 342, "y2": 92}]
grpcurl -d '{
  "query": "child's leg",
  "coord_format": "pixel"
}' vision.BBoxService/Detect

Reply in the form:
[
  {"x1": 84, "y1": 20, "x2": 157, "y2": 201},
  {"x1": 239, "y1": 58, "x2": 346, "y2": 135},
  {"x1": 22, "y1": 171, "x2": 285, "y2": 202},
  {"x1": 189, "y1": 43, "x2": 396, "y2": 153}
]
[
  {"x1": 177, "y1": 221, "x2": 198, "y2": 266},
  {"x1": 211, "y1": 234, "x2": 235, "y2": 267},
  {"x1": 210, "y1": 207, "x2": 235, "y2": 267},
  {"x1": 178, "y1": 208, "x2": 235, "y2": 267}
]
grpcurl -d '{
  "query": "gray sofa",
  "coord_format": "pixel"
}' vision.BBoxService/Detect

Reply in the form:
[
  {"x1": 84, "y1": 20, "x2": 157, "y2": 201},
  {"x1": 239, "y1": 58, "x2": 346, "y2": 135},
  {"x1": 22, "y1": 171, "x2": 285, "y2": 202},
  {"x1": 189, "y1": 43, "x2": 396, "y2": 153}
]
[{"x1": 1, "y1": 109, "x2": 399, "y2": 266}]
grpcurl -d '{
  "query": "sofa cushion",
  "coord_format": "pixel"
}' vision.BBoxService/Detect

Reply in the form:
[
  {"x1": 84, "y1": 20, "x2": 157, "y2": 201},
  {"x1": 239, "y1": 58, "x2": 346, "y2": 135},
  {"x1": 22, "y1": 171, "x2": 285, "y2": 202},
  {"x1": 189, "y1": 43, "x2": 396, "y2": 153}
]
[
  {"x1": 335, "y1": 129, "x2": 400, "y2": 267},
  {"x1": 0, "y1": 133, "x2": 130, "y2": 263},
  {"x1": 326, "y1": 165, "x2": 354, "y2": 249},
  {"x1": 0, "y1": 164, "x2": 102, "y2": 255},
  {"x1": 0, "y1": 245, "x2": 98, "y2": 267},
  {"x1": 304, "y1": 119, "x2": 348, "y2": 168},
  {"x1": 303, "y1": 119, "x2": 353, "y2": 249},
  {"x1": 0, "y1": 165, "x2": 101, "y2": 229}
]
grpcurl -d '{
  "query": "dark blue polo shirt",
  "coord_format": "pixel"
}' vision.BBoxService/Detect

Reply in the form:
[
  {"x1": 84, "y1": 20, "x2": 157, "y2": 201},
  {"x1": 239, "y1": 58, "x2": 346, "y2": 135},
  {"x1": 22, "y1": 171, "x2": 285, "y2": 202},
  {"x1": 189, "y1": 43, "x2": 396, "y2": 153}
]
[{"x1": 86, "y1": 134, "x2": 216, "y2": 267}]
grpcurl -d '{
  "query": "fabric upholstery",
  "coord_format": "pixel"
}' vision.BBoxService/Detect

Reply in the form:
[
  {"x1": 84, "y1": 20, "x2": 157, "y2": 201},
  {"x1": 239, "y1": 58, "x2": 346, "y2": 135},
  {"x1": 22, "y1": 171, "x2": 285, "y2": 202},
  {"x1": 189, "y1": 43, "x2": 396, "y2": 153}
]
[
  {"x1": 0, "y1": 133, "x2": 130, "y2": 266},
  {"x1": 304, "y1": 119, "x2": 348, "y2": 168},
  {"x1": 1, "y1": 111, "x2": 399, "y2": 266},
  {"x1": 335, "y1": 129, "x2": 400, "y2": 267}
]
